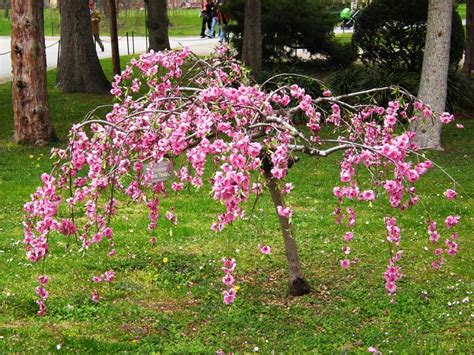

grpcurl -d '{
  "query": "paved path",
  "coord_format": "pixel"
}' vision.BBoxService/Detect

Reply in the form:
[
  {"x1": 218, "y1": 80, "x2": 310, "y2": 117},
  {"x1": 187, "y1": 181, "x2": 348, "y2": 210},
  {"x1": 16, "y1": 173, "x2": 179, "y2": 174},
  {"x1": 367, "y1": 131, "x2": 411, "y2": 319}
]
[{"x1": 0, "y1": 35, "x2": 221, "y2": 83}]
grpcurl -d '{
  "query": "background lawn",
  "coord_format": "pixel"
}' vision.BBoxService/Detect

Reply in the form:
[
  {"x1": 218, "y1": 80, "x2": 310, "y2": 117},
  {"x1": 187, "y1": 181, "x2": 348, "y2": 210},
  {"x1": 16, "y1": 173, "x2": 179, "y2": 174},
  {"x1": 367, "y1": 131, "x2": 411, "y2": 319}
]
[
  {"x1": 0, "y1": 8, "x2": 201, "y2": 37},
  {"x1": 0, "y1": 56, "x2": 472, "y2": 352}
]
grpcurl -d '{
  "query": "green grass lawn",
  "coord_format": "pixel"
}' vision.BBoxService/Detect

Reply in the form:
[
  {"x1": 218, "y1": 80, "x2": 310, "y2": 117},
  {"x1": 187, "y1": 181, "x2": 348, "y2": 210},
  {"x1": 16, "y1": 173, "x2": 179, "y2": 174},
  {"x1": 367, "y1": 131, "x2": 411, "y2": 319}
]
[
  {"x1": 0, "y1": 57, "x2": 473, "y2": 352},
  {"x1": 0, "y1": 8, "x2": 201, "y2": 37}
]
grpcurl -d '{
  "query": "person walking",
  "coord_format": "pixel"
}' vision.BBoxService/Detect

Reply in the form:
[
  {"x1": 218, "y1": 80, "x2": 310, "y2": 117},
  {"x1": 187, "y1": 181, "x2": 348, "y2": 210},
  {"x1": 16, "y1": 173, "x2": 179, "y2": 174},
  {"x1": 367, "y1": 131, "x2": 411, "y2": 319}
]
[
  {"x1": 89, "y1": 0, "x2": 105, "y2": 52},
  {"x1": 209, "y1": 0, "x2": 218, "y2": 38},
  {"x1": 216, "y1": 1, "x2": 229, "y2": 43},
  {"x1": 200, "y1": 1, "x2": 213, "y2": 38}
]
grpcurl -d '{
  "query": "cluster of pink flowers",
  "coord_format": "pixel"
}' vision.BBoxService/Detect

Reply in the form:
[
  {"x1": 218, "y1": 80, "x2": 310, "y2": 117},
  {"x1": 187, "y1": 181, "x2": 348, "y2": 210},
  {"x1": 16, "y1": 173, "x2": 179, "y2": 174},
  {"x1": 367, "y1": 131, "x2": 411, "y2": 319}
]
[
  {"x1": 383, "y1": 217, "x2": 403, "y2": 299},
  {"x1": 23, "y1": 173, "x2": 61, "y2": 263},
  {"x1": 91, "y1": 270, "x2": 116, "y2": 303},
  {"x1": 22, "y1": 45, "x2": 462, "y2": 313},
  {"x1": 35, "y1": 275, "x2": 49, "y2": 317},
  {"x1": 427, "y1": 188, "x2": 460, "y2": 269},
  {"x1": 221, "y1": 258, "x2": 237, "y2": 305}
]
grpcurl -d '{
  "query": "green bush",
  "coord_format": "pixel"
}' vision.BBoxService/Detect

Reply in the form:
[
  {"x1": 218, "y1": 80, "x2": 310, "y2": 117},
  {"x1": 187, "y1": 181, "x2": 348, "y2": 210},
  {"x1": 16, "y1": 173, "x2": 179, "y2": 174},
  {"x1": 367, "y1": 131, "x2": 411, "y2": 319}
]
[
  {"x1": 327, "y1": 66, "x2": 474, "y2": 112},
  {"x1": 352, "y1": 0, "x2": 465, "y2": 71},
  {"x1": 325, "y1": 41, "x2": 358, "y2": 67},
  {"x1": 225, "y1": 0, "x2": 353, "y2": 65}
]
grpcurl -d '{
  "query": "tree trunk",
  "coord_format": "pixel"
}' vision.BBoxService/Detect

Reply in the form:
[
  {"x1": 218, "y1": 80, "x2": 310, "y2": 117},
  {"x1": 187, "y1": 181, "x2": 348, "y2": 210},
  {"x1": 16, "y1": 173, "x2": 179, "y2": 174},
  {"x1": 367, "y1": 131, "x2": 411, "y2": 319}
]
[
  {"x1": 11, "y1": 0, "x2": 56, "y2": 145},
  {"x1": 108, "y1": 0, "x2": 121, "y2": 75},
  {"x1": 263, "y1": 166, "x2": 311, "y2": 297},
  {"x1": 242, "y1": 0, "x2": 262, "y2": 76},
  {"x1": 56, "y1": 0, "x2": 111, "y2": 93},
  {"x1": 145, "y1": 0, "x2": 170, "y2": 51},
  {"x1": 463, "y1": 0, "x2": 473, "y2": 80},
  {"x1": 410, "y1": 0, "x2": 453, "y2": 150},
  {"x1": 3, "y1": 0, "x2": 9, "y2": 18}
]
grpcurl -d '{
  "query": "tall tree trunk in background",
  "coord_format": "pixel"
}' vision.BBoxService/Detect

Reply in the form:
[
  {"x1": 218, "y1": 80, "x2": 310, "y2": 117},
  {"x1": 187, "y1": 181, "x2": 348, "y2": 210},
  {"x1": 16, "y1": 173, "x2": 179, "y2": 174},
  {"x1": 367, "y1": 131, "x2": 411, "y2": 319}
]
[
  {"x1": 145, "y1": 0, "x2": 170, "y2": 51},
  {"x1": 463, "y1": 0, "x2": 473, "y2": 80},
  {"x1": 11, "y1": 0, "x2": 56, "y2": 145},
  {"x1": 3, "y1": 0, "x2": 9, "y2": 18},
  {"x1": 242, "y1": 0, "x2": 261, "y2": 76},
  {"x1": 410, "y1": 0, "x2": 453, "y2": 150},
  {"x1": 56, "y1": 0, "x2": 111, "y2": 93},
  {"x1": 108, "y1": 0, "x2": 121, "y2": 75}
]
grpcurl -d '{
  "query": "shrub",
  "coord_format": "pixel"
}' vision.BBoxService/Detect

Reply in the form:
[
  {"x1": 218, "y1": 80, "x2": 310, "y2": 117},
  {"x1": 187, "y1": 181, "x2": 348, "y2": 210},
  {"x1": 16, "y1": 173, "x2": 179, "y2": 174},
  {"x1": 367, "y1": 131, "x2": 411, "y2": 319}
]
[
  {"x1": 225, "y1": 0, "x2": 351, "y2": 65},
  {"x1": 327, "y1": 65, "x2": 474, "y2": 112},
  {"x1": 325, "y1": 41, "x2": 358, "y2": 67},
  {"x1": 352, "y1": 0, "x2": 465, "y2": 71}
]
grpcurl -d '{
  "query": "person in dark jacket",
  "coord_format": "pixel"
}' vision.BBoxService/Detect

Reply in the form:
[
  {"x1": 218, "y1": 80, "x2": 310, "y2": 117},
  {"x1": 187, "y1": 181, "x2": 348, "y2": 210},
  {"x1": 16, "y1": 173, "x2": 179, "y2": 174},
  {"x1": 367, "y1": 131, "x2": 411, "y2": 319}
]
[{"x1": 199, "y1": 1, "x2": 214, "y2": 38}]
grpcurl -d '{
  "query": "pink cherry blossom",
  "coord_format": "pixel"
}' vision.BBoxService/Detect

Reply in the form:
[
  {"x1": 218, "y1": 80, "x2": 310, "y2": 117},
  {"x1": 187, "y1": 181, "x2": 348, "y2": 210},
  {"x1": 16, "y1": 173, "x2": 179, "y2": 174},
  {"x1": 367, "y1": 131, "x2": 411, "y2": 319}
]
[
  {"x1": 443, "y1": 189, "x2": 457, "y2": 200},
  {"x1": 221, "y1": 258, "x2": 236, "y2": 273},
  {"x1": 340, "y1": 259, "x2": 351, "y2": 269},
  {"x1": 36, "y1": 300, "x2": 47, "y2": 317},
  {"x1": 258, "y1": 244, "x2": 271, "y2": 255},
  {"x1": 282, "y1": 183, "x2": 293, "y2": 194},
  {"x1": 38, "y1": 275, "x2": 48, "y2": 285},
  {"x1": 360, "y1": 189, "x2": 376, "y2": 201},
  {"x1": 91, "y1": 290, "x2": 99, "y2": 303},
  {"x1": 104, "y1": 270, "x2": 116, "y2": 282},
  {"x1": 223, "y1": 288, "x2": 236, "y2": 305},
  {"x1": 277, "y1": 206, "x2": 292, "y2": 218},
  {"x1": 222, "y1": 273, "x2": 235, "y2": 287},
  {"x1": 92, "y1": 276, "x2": 103, "y2": 283},
  {"x1": 445, "y1": 215, "x2": 460, "y2": 229},
  {"x1": 439, "y1": 112, "x2": 454, "y2": 124},
  {"x1": 343, "y1": 231, "x2": 354, "y2": 241}
]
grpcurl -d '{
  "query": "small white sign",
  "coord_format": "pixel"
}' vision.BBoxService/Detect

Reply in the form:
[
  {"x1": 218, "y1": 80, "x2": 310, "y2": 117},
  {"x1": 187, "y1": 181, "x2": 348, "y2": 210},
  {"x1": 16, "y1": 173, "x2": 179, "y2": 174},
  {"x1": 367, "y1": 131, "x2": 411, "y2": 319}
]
[{"x1": 145, "y1": 160, "x2": 173, "y2": 182}]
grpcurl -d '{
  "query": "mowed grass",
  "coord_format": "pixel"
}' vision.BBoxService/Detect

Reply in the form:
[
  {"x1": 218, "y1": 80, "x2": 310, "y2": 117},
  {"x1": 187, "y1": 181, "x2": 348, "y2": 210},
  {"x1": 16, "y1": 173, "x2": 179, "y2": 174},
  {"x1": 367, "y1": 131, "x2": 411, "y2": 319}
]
[
  {"x1": 0, "y1": 8, "x2": 201, "y2": 37},
  {"x1": 0, "y1": 56, "x2": 473, "y2": 352}
]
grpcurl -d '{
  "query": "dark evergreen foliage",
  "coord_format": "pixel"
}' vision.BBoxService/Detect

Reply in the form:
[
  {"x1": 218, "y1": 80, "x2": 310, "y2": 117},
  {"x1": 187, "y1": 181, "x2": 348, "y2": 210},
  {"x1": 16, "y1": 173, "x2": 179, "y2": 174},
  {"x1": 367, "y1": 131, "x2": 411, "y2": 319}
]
[
  {"x1": 327, "y1": 66, "x2": 474, "y2": 112},
  {"x1": 352, "y1": 0, "x2": 465, "y2": 71},
  {"x1": 225, "y1": 0, "x2": 353, "y2": 65}
]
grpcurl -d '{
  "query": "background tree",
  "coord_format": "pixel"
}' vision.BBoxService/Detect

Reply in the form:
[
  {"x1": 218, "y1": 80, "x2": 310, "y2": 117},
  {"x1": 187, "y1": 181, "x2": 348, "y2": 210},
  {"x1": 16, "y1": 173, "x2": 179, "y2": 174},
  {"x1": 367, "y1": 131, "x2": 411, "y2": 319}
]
[
  {"x1": 463, "y1": 0, "x2": 473, "y2": 80},
  {"x1": 108, "y1": 0, "x2": 121, "y2": 75},
  {"x1": 3, "y1": 0, "x2": 9, "y2": 18},
  {"x1": 145, "y1": 0, "x2": 170, "y2": 51},
  {"x1": 242, "y1": 0, "x2": 262, "y2": 75},
  {"x1": 56, "y1": 0, "x2": 111, "y2": 93},
  {"x1": 410, "y1": 0, "x2": 454, "y2": 150},
  {"x1": 11, "y1": 0, "x2": 55, "y2": 145}
]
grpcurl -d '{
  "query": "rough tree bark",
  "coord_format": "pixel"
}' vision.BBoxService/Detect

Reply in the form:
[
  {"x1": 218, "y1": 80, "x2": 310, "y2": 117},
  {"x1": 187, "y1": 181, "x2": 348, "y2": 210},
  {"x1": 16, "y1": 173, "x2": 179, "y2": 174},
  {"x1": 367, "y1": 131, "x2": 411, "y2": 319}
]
[
  {"x1": 242, "y1": 0, "x2": 262, "y2": 76},
  {"x1": 263, "y1": 159, "x2": 311, "y2": 296},
  {"x1": 410, "y1": 0, "x2": 454, "y2": 150},
  {"x1": 145, "y1": 0, "x2": 170, "y2": 51},
  {"x1": 108, "y1": 0, "x2": 121, "y2": 75},
  {"x1": 11, "y1": 0, "x2": 56, "y2": 145},
  {"x1": 56, "y1": 0, "x2": 111, "y2": 93},
  {"x1": 463, "y1": 0, "x2": 473, "y2": 80}
]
